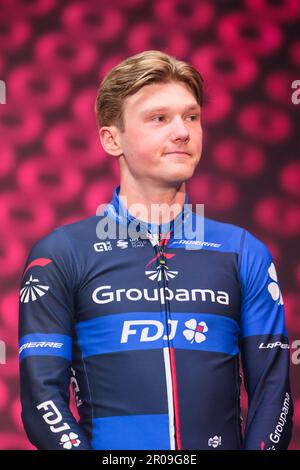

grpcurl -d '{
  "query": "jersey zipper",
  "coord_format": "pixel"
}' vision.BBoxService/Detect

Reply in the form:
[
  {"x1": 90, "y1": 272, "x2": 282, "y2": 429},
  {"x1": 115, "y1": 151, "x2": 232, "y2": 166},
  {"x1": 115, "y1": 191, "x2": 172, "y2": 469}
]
[{"x1": 157, "y1": 229, "x2": 181, "y2": 450}]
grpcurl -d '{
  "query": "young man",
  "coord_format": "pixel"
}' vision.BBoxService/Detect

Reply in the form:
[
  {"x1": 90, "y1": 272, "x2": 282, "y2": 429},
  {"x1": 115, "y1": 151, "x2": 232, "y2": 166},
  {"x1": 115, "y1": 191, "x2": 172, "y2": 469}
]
[{"x1": 19, "y1": 50, "x2": 293, "y2": 450}]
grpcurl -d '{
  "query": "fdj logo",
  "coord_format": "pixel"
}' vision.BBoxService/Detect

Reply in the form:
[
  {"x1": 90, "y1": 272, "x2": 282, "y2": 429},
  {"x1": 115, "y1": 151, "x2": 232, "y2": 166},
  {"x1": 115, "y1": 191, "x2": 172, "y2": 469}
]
[
  {"x1": 120, "y1": 319, "x2": 208, "y2": 344},
  {"x1": 121, "y1": 320, "x2": 178, "y2": 343},
  {"x1": 37, "y1": 400, "x2": 70, "y2": 433}
]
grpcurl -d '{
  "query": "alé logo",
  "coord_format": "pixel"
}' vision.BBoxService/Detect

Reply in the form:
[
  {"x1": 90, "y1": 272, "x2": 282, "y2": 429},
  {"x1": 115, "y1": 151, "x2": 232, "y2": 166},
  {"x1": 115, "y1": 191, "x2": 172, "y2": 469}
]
[
  {"x1": 145, "y1": 231, "x2": 179, "y2": 281},
  {"x1": 20, "y1": 258, "x2": 52, "y2": 303},
  {"x1": 121, "y1": 318, "x2": 208, "y2": 344}
]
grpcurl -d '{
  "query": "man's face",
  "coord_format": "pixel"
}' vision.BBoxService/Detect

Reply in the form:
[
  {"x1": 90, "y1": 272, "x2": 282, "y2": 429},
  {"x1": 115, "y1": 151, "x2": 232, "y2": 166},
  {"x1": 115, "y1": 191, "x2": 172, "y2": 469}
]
[{"x1": 116, "y1": 81, "x2": 203, "y2": 187}]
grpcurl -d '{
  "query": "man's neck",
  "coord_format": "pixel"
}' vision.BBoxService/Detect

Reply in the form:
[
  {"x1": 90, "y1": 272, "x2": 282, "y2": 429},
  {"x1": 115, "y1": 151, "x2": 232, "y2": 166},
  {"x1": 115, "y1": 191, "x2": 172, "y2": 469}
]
[{"x1": 118, "y1": 179, "x2": 186, "y2": 225}]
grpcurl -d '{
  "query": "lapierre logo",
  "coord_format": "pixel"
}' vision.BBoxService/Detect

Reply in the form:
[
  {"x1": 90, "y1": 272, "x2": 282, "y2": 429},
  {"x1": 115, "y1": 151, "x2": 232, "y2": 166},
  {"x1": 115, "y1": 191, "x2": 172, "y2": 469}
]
[
  {"x1": 120, "y1": 319, "x2": 208, "y2": 344},
  {"x1": 92, "y1": 285, "x2": 229, "y2": 306},
  {"x1": 19, "y1": 341, "x2": 63, "y2": 355},
  {"x1": 269, "y1": 392, "x2": 290, "y2": 445},
  {"x1": 179, "y1": 240, "x2": 222, "y2": 248},
  {"x1": 259, "y1": 341, "x2": 289, "y2": 350}
]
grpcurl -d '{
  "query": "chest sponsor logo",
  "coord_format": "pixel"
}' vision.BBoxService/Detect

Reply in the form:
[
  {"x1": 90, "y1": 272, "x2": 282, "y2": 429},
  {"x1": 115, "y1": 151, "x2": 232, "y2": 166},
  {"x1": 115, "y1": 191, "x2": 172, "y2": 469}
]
[
  {"x1": 144, "y1": 232, "x2": 178, "y2": 279},
  {"x1": 145, "y1": 265, "x2": 178, "y2": 282},
  {"x1": 116, "y1": 238, "x2": 148, "y2": 249},
  {"x1": 117, "y1": 240, "x2": 129, "y2": 249},
  {"x1": 94, "y1": 241, "x2": 112, "y2": 252},
  {"x1": 92, "y1": 285, "x2": 229, "y2": 306},
  {"x1": 120, "y1": 319, "x2": 208, "y2": 344}
]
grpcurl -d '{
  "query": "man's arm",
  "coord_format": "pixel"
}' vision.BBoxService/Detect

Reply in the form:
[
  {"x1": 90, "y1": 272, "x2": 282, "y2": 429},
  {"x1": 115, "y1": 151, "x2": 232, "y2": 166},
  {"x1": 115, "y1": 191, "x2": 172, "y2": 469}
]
[
  {"x1": 239, "y1": 230, "x2": 293, "y2": 450},
  {"x1": 19, "y1": 228, "x2": 92, "y2": 450}
]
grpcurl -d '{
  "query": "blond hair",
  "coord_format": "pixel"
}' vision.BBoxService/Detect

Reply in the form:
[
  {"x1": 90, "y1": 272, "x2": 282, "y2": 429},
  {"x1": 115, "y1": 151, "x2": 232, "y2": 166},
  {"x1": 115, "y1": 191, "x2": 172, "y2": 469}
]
[{"x1": 95, "y1": 50, "x2": 204, "y2": 132}]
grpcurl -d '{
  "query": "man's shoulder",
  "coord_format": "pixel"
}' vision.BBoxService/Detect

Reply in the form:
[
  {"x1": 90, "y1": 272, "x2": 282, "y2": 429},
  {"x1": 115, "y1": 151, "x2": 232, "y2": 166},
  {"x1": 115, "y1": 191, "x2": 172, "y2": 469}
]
[
  {"x1": 29, "y1": 215, "x2": 100, "y2": 258},
  {"x1": 203, "y1": 215, "x2": 245, "y2": 236},
  {"x1": 202, "y1": 216, "x2": 268, "y2": 257},
  {"x1": 201, "y1": 215, "x2": 245, "y2": 253},
  {"x1": 57, "y1": 214, "x2": 100, "y2": 240}
]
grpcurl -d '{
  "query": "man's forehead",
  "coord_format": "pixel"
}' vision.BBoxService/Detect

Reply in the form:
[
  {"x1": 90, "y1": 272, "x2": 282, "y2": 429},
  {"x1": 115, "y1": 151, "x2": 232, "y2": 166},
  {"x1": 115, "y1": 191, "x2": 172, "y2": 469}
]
[{"x1": 124, "y1": 81, "x2": 199, "y2": 113}]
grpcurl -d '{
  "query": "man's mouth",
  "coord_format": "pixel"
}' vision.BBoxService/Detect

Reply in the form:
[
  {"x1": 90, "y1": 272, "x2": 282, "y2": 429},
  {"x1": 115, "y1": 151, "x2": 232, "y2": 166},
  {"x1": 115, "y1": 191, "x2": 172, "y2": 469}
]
[{"x1": 164, "y1": 151, "x2": 191, "y2": 156}]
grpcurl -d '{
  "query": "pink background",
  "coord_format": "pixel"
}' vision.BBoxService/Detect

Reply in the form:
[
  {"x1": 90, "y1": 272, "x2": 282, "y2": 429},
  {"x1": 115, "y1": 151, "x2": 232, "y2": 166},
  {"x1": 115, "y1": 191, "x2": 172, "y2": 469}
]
[{"x1": 0, "y1": 0, "x2": 299, "y2": 450}]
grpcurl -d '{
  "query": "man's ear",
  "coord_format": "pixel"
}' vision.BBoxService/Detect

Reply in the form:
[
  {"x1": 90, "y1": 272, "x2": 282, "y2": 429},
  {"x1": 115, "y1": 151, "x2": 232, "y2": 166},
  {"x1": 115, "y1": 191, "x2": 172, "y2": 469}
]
[{"x1": 99, "y1": 126, "x2": 123, "y2": 157}]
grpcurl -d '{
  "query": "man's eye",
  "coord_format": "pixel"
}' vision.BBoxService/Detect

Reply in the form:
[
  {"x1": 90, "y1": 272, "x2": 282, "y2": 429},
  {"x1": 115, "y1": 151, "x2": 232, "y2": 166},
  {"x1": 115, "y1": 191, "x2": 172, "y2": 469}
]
[
  {"x1": 187, "y1": 114, "x2": 199, "y2": 121},
  {"x1": 152, "y1": 115, "x2": 165, "y2": 122}
]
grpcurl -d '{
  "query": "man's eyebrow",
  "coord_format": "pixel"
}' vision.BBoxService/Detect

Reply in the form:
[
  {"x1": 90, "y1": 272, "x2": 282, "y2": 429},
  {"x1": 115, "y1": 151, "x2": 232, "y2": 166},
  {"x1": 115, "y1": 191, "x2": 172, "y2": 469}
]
[{"x1": 140, "y1": 104, "x2": 201, "y2": 115}]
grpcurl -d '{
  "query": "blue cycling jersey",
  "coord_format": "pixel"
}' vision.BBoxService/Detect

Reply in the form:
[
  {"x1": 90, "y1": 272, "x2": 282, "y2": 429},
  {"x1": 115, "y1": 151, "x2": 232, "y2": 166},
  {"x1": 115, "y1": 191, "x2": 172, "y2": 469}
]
[{"x1": 19, "y1": 186, "x2": 293, "y2": 450}]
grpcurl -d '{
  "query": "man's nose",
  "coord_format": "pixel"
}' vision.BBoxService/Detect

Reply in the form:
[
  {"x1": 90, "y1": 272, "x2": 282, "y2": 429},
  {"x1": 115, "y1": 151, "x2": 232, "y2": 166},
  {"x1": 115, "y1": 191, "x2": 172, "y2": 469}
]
[{"x1": 170, "y1": 116, "x2": 190, "y2": 141}]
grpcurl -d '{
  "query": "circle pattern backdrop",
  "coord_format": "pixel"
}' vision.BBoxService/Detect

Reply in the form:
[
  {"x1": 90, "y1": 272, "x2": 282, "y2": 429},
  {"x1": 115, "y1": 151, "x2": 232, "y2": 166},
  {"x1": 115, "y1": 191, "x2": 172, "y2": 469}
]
[{"x1": 0, "y1": 0, "x2": 299, "y2": 450}]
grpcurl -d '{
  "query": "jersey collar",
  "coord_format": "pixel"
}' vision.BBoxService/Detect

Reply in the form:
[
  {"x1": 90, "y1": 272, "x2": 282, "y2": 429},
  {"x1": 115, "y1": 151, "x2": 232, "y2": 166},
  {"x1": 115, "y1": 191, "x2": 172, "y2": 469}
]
[{"x1": 105, "y1": 186, "x2": 192, "y2": 240}]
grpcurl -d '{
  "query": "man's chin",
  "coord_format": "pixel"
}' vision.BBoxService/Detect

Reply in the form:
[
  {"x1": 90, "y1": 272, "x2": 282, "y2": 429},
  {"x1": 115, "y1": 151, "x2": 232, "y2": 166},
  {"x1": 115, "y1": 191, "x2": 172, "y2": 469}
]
[
  {"x1": 164, "y1": 167, "x2": 197, "y2": 182},
  {"x1": 157, "y1": 173, "x2": 194, "y2": 186}
]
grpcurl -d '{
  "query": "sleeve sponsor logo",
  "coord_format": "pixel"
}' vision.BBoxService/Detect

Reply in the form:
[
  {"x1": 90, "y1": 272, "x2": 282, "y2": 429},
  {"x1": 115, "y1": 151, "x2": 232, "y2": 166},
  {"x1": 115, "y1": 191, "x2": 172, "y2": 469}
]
[
  {"x1": 20, "y1": 275, "x2": 50, "y2": 303},
  {"x1": 269, "y1": 392, "x2": 290, "y2": 445},
  {"x1": 60, "y1": 432, "x2": 81, "y2": 449},
  {"x1": 267, "y1": 262, "x2": 284, "y2": 305},
  {"x1": 19, "y1": 341, "x2": 63, "y2": 355},
  {"x1": 37, "y1": 400, "x2": 71, "y2": 434},
  {"x1": 260, "y1": 392, "x2": 290, "y2": 449},
  {"x1": 36, "y1": 400, "x2": 81, "y2": 449},
  {"x1": 259, "y1": 341, "x2": 289, "y2": 350}
]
